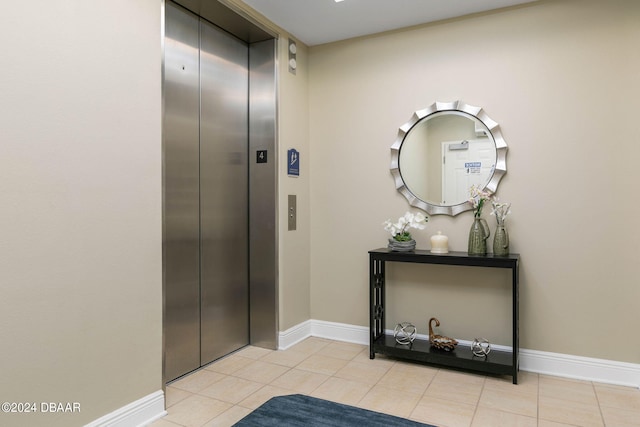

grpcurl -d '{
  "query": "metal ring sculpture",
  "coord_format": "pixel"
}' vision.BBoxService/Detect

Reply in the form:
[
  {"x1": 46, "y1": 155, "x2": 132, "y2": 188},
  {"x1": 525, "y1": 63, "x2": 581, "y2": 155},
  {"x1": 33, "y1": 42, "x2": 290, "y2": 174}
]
[
  {"x1": 394, "y1": 322, "x2": 417, "y2": 345},
  {"x1": 471, "y1": 338, "x2": 491, "y2": 357}
]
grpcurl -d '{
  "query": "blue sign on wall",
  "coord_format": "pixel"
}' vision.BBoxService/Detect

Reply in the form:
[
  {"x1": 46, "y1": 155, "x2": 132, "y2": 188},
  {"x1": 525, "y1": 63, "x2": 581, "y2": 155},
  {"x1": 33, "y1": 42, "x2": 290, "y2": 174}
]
[
  {"x1": 465, "y1": 161, "x2": 481, "y2": 174},
  {"x1": 288, "y1": 149, "x2": 300, "y2": 177}
]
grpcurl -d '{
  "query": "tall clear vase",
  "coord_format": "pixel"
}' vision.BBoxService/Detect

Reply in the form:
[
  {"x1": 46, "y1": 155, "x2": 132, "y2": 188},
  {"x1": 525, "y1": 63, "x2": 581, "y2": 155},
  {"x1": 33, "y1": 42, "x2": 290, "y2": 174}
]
[
  {"x1": 493, "y1": 224, "x2": 509, "y2": 256},
  {"x1": 468, "y1": 217, "x2": 490, "y2": 255}
]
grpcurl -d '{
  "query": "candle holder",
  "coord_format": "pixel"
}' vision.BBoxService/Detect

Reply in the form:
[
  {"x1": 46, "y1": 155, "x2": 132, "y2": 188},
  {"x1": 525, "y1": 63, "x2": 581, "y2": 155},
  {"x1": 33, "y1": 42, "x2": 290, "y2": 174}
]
[{"x1": 430, "y1": 231, "x2": 449, "y2": 254}]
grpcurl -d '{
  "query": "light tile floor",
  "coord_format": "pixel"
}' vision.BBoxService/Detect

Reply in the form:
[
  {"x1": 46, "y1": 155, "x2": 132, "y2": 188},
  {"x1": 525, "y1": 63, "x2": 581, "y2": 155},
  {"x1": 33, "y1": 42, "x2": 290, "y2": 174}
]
[{"x1": 150, "y1": 338, "x2": 640, "y2": 427}]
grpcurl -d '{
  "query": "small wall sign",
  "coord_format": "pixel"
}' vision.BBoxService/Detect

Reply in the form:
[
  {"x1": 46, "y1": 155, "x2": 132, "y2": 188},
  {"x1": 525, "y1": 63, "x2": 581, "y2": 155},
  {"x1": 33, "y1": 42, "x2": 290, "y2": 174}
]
[
  {"x1": 287, "y1": 148, "x2": 300, "y2": 177},
  {"x1": 256, "y1": 150, "x2": 268, "y2": 163},
  {"x1": 465, "y1": 161, "x2": 481, "y2": 174}
]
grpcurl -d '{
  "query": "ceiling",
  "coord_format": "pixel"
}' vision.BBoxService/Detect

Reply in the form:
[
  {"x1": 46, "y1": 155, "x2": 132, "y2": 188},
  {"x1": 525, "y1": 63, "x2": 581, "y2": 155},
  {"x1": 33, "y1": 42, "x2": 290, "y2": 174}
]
[{"x1": 241, "y1": 0, "x2": 538, "y2": 46}]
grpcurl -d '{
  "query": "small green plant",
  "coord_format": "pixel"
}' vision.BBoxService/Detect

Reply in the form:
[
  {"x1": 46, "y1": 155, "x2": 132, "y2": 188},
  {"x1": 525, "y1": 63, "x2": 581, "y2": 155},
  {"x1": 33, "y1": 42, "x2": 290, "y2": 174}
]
[{"x1": 383, "y1": 211, "x2": 428, "y2": 241}]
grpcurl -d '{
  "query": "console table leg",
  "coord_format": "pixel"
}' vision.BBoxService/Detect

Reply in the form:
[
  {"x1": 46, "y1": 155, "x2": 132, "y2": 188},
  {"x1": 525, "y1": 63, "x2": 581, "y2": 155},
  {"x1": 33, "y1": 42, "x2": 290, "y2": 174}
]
[
  {"x1": 369, "y1": 258, "x2": 385, "y2": 359},
  {"x1": 369, "y1": 257, "x2": 375, "y2": 359}
]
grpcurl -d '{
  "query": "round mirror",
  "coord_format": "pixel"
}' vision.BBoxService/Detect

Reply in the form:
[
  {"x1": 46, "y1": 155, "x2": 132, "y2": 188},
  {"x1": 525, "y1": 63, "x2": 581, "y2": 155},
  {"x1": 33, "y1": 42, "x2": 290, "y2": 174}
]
[{"x1": 390, "y1": 101, "x2": 507, "y2": 216}]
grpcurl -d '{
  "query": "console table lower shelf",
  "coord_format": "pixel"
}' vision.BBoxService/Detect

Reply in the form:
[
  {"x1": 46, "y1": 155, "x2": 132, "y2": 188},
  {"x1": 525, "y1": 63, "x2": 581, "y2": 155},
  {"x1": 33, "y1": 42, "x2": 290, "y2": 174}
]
[{"x1": 372, "y1": 334, "x2": 515, "y2": 377}]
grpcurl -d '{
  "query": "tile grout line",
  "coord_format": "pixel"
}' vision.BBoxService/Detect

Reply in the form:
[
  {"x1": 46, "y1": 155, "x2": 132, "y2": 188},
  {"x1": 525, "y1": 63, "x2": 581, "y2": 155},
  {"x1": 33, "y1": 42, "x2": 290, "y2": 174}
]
[
  {"x1": 409, "y1": 365, "x2": 439, "y2": 423},
  {"x1": 591, "y1": 380, "x2": 607, "y2": 427},
  {"x1": 536, "y1": 371, "x2": 540, "y2": 427},
  {"x1": 470, "y1": 377, "x2": 487, "y2": 426}
]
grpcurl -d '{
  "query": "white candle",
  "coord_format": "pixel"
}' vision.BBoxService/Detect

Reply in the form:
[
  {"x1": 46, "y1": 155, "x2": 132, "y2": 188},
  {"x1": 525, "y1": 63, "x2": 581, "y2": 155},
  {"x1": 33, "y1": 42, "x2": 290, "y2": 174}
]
[{"x1": 430, "y1": 231, "x2": 449, "y2": 254}]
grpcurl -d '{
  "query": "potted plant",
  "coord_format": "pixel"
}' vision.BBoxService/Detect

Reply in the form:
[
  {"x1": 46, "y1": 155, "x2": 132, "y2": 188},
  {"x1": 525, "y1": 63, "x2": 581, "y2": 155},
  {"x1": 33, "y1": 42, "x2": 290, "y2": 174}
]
[{"x1": 383, "y1": 211, "x2": 427, "y2": 251}]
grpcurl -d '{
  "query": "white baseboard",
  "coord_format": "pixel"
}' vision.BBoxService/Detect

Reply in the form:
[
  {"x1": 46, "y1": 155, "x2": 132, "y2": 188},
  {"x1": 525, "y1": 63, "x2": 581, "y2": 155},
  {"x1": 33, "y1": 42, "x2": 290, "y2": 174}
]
[
  {"x1": 311, "y1": 319, "x2": 370, "y2": 345},
  {"x1": 85, "y1": 390, "x2": 166, "y2": 427},
  {"x1": 279, "y1": 319, "x2": 313, "y2": 350},
  {"x1": 280, "y1": 319, "x2": 640, "y2": 389},
  {"x1": 278, "y1": 319, "x2": 369, "y2": 349},
  {"x1": 519, "y1": 348, "x2": 640, "y2": 388}
]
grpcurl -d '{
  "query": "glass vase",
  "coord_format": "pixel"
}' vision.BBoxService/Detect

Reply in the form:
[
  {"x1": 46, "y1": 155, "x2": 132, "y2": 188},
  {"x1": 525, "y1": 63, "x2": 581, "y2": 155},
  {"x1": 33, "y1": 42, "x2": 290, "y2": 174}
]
[
  {"x1": 468, "y1": 217, "x2": 490, "y2": 255},
  {"x1": 493, "y1": 224, "x2": 509, "y2": 256}
]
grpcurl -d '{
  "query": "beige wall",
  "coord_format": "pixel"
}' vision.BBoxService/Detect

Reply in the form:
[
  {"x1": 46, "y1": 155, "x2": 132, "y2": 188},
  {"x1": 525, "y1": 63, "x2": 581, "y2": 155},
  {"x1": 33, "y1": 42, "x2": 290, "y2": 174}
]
[
  {"x1": 308, "y1": 0, "x2": 640, "y2": 363},
  {"x1": 277, "y1": 36, "x2": 312, "y2": 331},
  {"x1": 0, "y1": 1, "x2": 162, "y2": 426}
]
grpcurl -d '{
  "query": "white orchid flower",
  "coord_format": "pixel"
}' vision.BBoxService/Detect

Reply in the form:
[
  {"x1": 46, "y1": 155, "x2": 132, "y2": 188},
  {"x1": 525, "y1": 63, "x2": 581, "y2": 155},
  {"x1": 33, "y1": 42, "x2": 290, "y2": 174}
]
[
  {"x1": 490, "y1": 200, "x2": 511, "y2": 226},
  {"x1": 383, "y1": 211, "x2": 428, "y2": 240},
  {"x1": 412, "y1": 212, "x2": 427, "y2": 229}
]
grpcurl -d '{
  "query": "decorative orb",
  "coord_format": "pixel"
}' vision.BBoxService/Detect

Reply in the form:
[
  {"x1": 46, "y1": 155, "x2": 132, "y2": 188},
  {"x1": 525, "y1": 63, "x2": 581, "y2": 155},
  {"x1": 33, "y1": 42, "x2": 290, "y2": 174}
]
[
  {"x1": 471, "y1": 338, "x2": 491, "y2": 357},
  {"x1": 394, "y1": 322, "x2": 417, "y2": 344}
]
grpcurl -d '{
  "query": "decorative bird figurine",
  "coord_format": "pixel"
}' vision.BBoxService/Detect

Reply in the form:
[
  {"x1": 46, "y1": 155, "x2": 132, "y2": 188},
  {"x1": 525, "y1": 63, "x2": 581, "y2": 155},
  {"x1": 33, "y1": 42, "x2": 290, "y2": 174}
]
[{"x1": 428, "y1": 317, "x2": 458, "y2": 351}]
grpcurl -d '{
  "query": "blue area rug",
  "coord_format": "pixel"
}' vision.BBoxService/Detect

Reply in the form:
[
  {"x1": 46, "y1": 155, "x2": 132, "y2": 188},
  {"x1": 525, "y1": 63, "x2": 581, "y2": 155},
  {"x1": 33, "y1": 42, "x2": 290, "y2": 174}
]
[{"x1": 233, "y1": 394, "x2": 434, "y2": 427}]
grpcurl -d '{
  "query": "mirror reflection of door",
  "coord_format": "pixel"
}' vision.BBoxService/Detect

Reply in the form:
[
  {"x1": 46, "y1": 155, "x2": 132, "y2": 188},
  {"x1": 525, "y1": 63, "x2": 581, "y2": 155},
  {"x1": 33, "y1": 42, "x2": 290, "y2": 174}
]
[
  {"x1": 441, "y1": 139, "x2": 495, "y2": 204},
  {"x1": 391, "y1": 101, "x2": 508, "y2": 216},
  {"x1": 398, "y1": 111, "x2": 496, "y2": 206}
]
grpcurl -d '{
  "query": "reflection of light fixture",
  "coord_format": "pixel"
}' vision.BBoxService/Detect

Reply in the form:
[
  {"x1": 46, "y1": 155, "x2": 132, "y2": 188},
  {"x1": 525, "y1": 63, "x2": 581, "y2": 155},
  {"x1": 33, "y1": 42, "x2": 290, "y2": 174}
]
[
  {"x1": 475, "y1": 124, "x2": 489, "y2": 137},
  {"x1": 449, "y1": 140, "x2": 469, "y2": 150},
  {"x1": 335, "y1": 0, "x2": 345, "y2": 2},
  {"x1": 288, "y1": 38, "x2": 297, "y2": 75}
]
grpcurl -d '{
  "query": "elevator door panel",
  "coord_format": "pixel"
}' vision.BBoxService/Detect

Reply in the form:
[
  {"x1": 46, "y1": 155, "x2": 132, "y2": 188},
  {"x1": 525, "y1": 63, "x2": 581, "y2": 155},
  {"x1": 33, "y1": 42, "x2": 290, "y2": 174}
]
[
  {"x1": 163, "y1": 3, "x2": 201, "y2": 382},
  {"x1": 164, "y1": 2, "x2": 251, "y2": 383},
  {"x1": 199, "y1": 20, "x2": 249, "y2": 364}
]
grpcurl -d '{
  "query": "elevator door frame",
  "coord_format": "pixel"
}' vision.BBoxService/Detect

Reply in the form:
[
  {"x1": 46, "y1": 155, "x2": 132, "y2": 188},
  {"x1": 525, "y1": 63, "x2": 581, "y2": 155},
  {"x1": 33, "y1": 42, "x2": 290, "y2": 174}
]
[{"x1": 162, "y1": 0, "x2": 278, "y2": 384}]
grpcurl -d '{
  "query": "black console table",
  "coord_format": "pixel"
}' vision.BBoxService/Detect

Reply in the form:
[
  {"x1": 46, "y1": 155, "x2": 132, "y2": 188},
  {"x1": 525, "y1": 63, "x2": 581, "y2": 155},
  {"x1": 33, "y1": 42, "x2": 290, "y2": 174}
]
[{"x1": 369, "y1": 248, "x2": 520, "y2": 384}]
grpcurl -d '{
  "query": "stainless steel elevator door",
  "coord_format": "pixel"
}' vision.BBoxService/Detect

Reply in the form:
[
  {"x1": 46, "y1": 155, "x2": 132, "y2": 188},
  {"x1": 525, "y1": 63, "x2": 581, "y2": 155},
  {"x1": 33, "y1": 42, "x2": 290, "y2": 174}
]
[
  {"x1": 199, "y1": 18, "x2": 249, "y2": 365},
  {"x1": 164, "y1": 2, "x2": 249, "y2": 382},
  {"x1": 164, "y1": 3, "x2": 201, "y2": 382}
]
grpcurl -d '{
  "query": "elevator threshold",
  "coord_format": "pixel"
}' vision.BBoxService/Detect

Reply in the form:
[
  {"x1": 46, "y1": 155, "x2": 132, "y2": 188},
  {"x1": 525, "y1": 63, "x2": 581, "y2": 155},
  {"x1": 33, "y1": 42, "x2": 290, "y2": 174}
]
[{"x1": 166, "y1": 344, "x2": 252, "y2": 385}]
